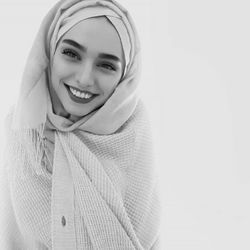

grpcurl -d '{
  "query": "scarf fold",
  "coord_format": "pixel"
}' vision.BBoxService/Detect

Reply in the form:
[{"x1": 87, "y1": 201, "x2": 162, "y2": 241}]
[
  {"x1": 11, "y1": 0, "x2": 140, "y2": 134},
  {"x1": 51, "y1": 101, "x2": 160, "y2": 249},
  {"x1": 3, "y1": 0, "x2": 161, "y2": 249}
]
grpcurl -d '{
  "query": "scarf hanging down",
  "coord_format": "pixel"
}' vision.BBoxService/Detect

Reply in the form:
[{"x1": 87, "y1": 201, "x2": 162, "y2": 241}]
[{"x1": 1, "y1": 0, "x2": 162, "y2": 249}]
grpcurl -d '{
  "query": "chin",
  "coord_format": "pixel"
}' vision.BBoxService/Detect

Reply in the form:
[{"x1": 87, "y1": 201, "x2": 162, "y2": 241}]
[
  {"x1": 67, "y1": 110, "x2": 89, "y2": 118},
  {"x1": 65, "y1": 105, "x2": 94, "y2": 117},
  {"x1": 63, "y1": 100, "x2": 105, "y2": 119}
]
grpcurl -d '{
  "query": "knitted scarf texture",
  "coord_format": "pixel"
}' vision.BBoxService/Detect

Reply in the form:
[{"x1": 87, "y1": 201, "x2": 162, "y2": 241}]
[{"x1": 0, "y1": 0, "x2": 162, "y2": 249}]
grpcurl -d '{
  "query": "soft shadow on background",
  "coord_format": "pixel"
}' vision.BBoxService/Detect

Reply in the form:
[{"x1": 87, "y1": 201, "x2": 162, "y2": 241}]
[{"x1": 1, "y1": 0, "x2": 250, "y2": 249}]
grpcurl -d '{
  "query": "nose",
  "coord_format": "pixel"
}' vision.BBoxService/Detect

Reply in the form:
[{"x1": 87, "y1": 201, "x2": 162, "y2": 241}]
[{"x1": 75, "y1": 61, "x2": 94, "y2": 88}]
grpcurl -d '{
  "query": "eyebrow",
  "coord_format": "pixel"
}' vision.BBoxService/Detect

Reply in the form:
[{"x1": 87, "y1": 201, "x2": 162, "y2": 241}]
[{"x1": 62, "y1": 39, "x2": 121, "y2": 62}]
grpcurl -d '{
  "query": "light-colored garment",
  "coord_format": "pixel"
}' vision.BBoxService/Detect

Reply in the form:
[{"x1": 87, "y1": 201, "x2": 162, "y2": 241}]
[
  {"x1": 1, "y1": 100, "x2": 161, "y2": 249},
  {"x1": 0, "y1": 0, "x2": 161, "y2": 249},
  {"x1": 12, "y1": 0, "x2": 140, "y2": 134}
]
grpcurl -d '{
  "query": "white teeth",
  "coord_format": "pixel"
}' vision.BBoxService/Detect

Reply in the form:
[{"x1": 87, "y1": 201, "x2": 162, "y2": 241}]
[{"x1": 69, "y1": 87, "x2": 93, "y2": 99}]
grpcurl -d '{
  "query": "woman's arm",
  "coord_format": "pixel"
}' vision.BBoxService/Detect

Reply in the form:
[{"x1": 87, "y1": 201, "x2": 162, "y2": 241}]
[
  {"x1": 0, "y1": 161, "x2": 26, "y2": 250},
  {"x1": 124, "y1": 105, "x2": 162, "y2": 250},
  {"x1": 0, "y1": 111, "x2": 27, "y2": 249}
]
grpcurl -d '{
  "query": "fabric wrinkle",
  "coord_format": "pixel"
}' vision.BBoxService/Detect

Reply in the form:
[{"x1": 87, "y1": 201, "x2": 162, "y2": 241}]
[{"x1": 1, "y1": 0, "x2": 162, "y2": 249}]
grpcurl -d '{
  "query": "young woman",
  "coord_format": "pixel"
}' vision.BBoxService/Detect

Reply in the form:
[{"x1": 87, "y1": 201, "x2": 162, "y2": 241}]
[{"x1": 1, "y1": 0, "x2": 161, "y2": 249}]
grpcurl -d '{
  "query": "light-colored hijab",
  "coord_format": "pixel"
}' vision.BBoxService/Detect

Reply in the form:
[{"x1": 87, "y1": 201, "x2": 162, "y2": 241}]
[
  {"x1": 11, "y1": 0, "x2": 141, "y2": 135},
  {"x1": 3, "y1": 1, "x2": 161, "y2": 248}
]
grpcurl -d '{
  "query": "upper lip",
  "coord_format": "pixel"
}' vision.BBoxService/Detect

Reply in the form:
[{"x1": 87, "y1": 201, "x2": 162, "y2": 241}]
[{"x1": 65, "y1": 83, "x2": 98, "y2": 95}]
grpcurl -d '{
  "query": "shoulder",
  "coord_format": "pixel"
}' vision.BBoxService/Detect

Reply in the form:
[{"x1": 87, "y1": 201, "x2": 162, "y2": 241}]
[
  {"x1": 124, "y1": 99, "x2": 154, "y2": 151},
  {"x1": 3, "y1": 105, "x2": 15, "y2": 138},
  {"x1": 123, "y1": 99, "x2": 151, "y2": 130},
  {"x1": 131, "y1": 99, "x2": 153, "y2": 136}
]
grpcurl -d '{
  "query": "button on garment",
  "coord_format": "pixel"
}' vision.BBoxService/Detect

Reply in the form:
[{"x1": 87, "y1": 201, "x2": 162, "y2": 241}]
[
  {"x1": 51, "y1": 133, "x2": 77, "y2": 249},
  {"x1": 61, "y1": 216, "x2": 66, "y2": 227}
]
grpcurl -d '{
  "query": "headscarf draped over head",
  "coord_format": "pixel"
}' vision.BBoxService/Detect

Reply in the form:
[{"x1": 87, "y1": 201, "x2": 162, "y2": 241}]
[
  {"x1": 11, "y1": 0, "x2": 141, "y2": 135},
  {"x1": 3, "y1": 1, "x2": 161, "y2": 249}
]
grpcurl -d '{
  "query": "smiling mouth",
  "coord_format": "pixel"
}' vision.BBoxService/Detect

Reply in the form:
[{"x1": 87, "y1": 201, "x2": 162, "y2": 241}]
[{"x1": 64, "y1": 83, "x2": 99, "y2": 104}]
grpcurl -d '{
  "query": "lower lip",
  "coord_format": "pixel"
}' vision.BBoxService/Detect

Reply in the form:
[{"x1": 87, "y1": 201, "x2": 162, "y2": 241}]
[{"x1": 65, "y1": 84, "x2": 98, "y2": 104}]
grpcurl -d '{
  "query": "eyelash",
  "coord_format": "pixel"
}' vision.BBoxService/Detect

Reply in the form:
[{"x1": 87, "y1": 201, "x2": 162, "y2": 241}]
[
  {"x1": 61, "y1": 48, "x2": 80, "y2": 60},
  {"x1": 61, "y1": 48, "x2": 116, "y2": 71},
  {"x1": 99, "y1": 63, "x2": 116, "y2": 71}
]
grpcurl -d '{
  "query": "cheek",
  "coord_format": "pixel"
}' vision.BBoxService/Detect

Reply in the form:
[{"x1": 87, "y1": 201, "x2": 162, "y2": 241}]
[
  {"x1": 50, "y1": 58, "x2": 69, "y2": 86},
  {"x1": 100, "y1": 75, "x2": 120, "y2": 95},
  {"x1": 52, "y1": 60, "x2": 66, "y2": 76}
]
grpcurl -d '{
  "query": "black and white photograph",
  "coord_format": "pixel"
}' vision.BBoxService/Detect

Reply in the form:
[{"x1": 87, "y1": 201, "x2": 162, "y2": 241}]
[{"x1": 0, "y1": 0, "x2": 249, "y2": 249}]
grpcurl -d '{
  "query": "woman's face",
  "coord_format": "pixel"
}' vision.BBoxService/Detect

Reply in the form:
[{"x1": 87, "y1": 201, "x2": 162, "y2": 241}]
[{"x1": 50, "y1": 17, "x2": 125, "y2": 119}]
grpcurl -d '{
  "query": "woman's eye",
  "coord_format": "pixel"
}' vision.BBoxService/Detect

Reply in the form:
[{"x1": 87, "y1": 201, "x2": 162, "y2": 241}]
[
  {"x1": 61, "y1": 48, "x2": 80, "y2": 60},
  {"x1": 99, "y1": 63, "x2": 116, "y2": 71}
]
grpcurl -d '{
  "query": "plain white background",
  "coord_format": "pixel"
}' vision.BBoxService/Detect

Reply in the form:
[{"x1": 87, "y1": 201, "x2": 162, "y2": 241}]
[{"x1": 1, "y1": 0, "x2": 250, "y2": 249}]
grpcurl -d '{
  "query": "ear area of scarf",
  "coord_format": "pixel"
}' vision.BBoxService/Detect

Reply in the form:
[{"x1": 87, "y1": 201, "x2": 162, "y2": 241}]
[
  {"x1": 11, "y1": 0, "x2": 141, "y2": 135},
  {"x1": 2, "y1": 0, "x2": 161, "y2": 249}
]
